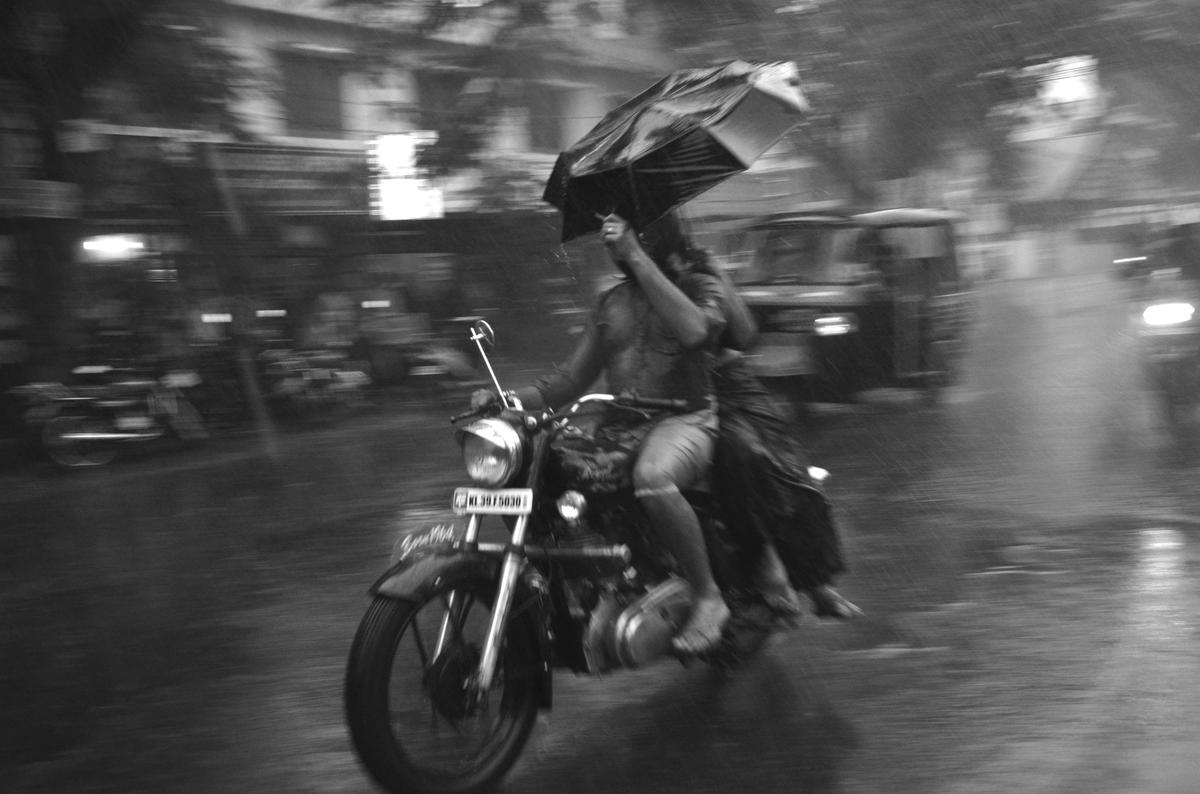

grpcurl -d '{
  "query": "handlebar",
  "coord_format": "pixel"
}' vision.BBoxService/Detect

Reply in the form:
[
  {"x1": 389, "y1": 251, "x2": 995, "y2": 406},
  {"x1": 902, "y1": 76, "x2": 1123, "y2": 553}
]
[
  {"x1": 450, "y1": 391, "x2": 690, "y2": 425},
  {"x1": 612, "y1": 393, "x2": 690, "y2": 412},
  {"x1": 449, "y1": 406, "x2": 486, "y2": 424}
]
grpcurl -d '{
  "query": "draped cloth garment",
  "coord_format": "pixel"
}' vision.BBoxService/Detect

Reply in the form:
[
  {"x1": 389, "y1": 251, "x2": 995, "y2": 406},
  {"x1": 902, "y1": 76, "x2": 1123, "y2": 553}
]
[{"x1": 712, "y1": 357, "x2": 846, "y2": 590}]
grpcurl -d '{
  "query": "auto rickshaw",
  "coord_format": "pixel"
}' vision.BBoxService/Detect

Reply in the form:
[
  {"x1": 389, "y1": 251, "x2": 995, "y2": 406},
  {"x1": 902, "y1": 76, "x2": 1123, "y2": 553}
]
[{"x1": 731, "y1": 207, "x2": 972, "y2": 404}]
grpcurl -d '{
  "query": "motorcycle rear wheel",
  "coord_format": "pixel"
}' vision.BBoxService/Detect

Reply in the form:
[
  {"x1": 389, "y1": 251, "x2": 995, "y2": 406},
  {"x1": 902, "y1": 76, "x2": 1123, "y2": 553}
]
[
  {"x1": 344, "y1": 572, "x2": 541, "y2": 794},
  {"x1": 42, "y1": 415, "x2": 119, "y2": 469}
]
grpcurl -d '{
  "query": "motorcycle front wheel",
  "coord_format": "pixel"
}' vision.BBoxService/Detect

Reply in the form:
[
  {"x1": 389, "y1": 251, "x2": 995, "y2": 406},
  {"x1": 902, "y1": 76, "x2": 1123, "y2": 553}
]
[
  {"x1": 42, "y1": 415, "x2": 119, "y2": 469},
  {"x1": 344, "y1": 571, "x2": 541, "y2": 794}
]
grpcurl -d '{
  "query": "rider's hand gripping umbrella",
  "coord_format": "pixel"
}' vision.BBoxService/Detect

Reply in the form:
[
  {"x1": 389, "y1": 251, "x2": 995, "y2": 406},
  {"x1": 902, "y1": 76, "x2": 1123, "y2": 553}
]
[{"x1": 542, "y1": 59, "x2": 810, "y2": 242}]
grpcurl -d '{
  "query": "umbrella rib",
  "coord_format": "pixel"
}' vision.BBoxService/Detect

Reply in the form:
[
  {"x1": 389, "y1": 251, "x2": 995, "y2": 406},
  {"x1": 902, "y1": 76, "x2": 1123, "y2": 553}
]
[{"x1": 635, "y1": 164, "x2": 740, "y2": 174}]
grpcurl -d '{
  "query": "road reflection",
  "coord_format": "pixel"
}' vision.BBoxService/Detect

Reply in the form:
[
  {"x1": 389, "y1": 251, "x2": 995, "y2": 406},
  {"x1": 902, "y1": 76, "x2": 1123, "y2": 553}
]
[{"x1": 504, "y1": 655, "x2": 857, "y2": 794}]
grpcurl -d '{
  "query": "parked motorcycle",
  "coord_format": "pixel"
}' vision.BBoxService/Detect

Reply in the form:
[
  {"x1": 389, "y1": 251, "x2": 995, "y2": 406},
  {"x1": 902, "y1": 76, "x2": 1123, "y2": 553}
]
[
  {"x1": 344, "y1": 320, "x2": 822, "y2": 794},
  {"x1": 259, "y1": 347, "x2": 371, "y2": 423},
  {"x1": 1133, "y1": 267, "x2": 1200, "y2": 426},
  {"x1": 11, "y1": 364, "x2": 208, "y2": 469}
]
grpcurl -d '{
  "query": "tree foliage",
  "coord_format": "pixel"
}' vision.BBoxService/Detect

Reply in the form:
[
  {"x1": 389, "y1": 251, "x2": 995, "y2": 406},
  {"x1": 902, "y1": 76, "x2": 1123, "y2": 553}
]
[
  {"x1": 637, "y1": 0, "x2": 1200, "y2": 191},
  {"x1": 327, "y1": 0, "x2": 1200, "y2": 194},
  {"x1": 0, "y1": 1, "x2": 252, "y2": 168},
  {"x1": 76, "y1": 1, "x2": 256, "y2": 136}
]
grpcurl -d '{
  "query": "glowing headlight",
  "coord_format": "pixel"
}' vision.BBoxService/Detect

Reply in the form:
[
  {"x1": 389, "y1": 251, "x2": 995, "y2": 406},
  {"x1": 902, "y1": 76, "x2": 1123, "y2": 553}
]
[
  {"x1": 814, "y1": 313, "x2": 858, "y2": 336},
  {"x1": 556, "y1": 490, "x2": 587, "y2": 522},
  {"x1": 456, "y1": 418, "x2": 524, "y2": 487},
  {"x1": 1142, "y1": 302, "x2": 1195, "y2": 327}
]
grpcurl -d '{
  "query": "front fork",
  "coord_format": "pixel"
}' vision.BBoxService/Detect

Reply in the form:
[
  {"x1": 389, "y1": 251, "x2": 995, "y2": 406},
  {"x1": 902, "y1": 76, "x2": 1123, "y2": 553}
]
[
  {"x1": 433, "y1": 512, "x2": 530, "y2": 698},
  {"x1": 434, "y1": 514, "x2": 481, "y2": 657},
  {"x1": 475, "y1": 513, "x2": 530, "y2": 694}
]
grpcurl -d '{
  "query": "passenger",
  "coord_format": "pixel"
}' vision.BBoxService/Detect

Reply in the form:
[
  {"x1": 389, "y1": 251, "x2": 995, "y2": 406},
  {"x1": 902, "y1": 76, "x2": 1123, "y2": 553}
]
[{"x1": 708, "y1": 256, "x2": 862, "y2": 620}]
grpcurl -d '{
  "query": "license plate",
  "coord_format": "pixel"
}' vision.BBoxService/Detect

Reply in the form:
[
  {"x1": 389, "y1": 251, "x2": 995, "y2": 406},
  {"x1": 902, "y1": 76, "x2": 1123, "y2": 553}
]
[
  {"x1": 452, "y1": 487, "x2": 534, "y2": 515},
  {"x1": 746, "y1": 332, "x2": 814, "y2": 376}
]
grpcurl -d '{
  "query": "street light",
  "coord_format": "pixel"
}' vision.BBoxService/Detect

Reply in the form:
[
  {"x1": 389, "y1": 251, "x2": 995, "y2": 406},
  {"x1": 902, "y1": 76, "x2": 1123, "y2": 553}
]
[{"x1": 79, "y1": 234, "x2": 147, "y2": 262}]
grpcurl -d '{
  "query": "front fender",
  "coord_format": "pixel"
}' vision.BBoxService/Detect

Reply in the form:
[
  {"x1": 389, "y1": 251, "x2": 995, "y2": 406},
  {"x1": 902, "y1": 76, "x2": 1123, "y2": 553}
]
[
  {"x1": 369, "y1": 543, "x2": 557, "y2": 709},
  {"x1": 371, "y1": 543, "x2": 499, "y2": 601}
]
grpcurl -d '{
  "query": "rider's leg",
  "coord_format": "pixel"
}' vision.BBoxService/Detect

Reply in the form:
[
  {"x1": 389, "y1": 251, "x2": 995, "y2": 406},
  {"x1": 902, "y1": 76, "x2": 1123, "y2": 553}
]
[
  {"x1": 634, "y1": 410, "x2": 729, "y2": 654},
  {"x1": 775, "y1": 493, "x2": 860, "y2": 619}
]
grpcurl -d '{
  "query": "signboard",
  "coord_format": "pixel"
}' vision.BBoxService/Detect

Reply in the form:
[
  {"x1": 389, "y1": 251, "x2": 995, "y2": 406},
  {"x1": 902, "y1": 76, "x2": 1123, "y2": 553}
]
[
  {"x1": 214, "y1": 142, "x2": 369, "y2": 215},
  {"x1": 68, "y1": 126, "x2": 370, "y2": 218}
]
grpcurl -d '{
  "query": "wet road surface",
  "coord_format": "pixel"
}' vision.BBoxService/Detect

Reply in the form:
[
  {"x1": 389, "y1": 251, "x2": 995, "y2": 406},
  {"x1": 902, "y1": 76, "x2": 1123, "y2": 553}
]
[{"x1": 6, "y1": 275, "x2": 1200, "y2": 793}]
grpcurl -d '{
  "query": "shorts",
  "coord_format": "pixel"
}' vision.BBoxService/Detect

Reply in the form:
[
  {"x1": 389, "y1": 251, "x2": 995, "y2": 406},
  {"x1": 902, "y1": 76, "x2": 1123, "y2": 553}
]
[{"x1": 633, "y1": 406, "x2": 718, "y2": 496}]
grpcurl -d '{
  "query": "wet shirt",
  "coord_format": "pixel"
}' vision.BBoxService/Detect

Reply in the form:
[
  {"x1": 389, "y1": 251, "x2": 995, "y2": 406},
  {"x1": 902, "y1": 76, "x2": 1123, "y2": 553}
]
[{"x1": 531, "y1": 271, "x2": 727, "y2": 410}]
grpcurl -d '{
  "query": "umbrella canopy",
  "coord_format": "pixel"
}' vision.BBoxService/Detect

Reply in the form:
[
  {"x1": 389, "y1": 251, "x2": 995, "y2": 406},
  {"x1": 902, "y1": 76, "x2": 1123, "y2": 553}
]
[{"x1": 543, "y1": 59, "x2": 809, "y2": 242}]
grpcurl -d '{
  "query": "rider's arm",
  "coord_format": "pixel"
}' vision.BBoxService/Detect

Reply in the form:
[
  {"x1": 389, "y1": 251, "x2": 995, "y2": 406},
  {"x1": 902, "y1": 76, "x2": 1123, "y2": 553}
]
[
  {"x1": 517, "y1": 308, "x2": 605, "y2": 410},
  {"x1": 625, "y1": 251, "x2": 714, "y2": 349},
  {"x1": 678, "y1": 270, "x2": 729, "y2": 349},
  {"x1": 715, "y1": 266, "x2": 758, "y2": 351},
  {"x1": 604, "y1": 218, "x2": 717, "y2": 350}
]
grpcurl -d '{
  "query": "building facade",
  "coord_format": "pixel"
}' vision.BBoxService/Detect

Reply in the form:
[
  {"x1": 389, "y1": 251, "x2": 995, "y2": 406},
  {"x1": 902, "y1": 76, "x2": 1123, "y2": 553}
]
[{"x1": 55, "y1": 0, "x2": 686, "y2": 375}]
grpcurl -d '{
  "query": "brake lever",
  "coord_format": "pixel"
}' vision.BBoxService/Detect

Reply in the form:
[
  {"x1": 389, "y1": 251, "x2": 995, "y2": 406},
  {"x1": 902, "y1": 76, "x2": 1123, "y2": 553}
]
[{"x1": 449, "y1": 406, "x2": 486, "y2": 424}]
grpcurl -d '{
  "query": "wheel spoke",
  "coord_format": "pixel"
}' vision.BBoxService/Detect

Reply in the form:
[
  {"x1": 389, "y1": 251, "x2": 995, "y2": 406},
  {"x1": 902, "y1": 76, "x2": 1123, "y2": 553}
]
[
  {"x1": 446, "y1": 592, "x2": 477, "y2": 643},
  {"x1": 410, "y1": 616, "x2": 430, "y2": 667},
  {"x1": 434, "y1": 590, "x2": 478, "y2": 656}
]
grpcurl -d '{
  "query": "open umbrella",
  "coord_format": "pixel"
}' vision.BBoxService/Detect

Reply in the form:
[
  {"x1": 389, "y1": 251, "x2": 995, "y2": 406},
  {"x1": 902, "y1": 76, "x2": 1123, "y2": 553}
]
[{"x1": 542, "y1": 59, "x2": 809, "y2": 242}]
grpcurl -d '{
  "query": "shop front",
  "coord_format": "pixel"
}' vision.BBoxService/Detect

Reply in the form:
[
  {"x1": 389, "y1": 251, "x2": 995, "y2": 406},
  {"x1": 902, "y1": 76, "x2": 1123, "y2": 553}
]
[{"x1": 66, "y1": 125, "x2": 373, "y2": 363}]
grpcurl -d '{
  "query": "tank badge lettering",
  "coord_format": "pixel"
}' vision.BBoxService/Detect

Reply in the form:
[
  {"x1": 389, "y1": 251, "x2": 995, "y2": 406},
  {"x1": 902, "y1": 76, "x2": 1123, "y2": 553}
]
[{"x1": 395, "y1": 523, "x2": 459, "y2": 560}]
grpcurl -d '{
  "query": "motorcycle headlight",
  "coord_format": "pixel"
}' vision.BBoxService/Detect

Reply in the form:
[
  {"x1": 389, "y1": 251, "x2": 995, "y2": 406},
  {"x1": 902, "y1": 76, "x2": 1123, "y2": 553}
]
[
  {"x1": 1143, "y1": 302, "x2": 1195, "y2": 327},
  {"x1": 556, "y1": 490, "x2": 587, "y2": 522},
  {"x1": 456, "y1": 418, "x2": 524, "y2": 487}
]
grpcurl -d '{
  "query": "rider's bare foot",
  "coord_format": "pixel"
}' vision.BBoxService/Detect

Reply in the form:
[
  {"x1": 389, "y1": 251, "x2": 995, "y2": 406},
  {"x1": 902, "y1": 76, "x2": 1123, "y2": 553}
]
[
  {"x1": 762, "y1": 585, "x2": 805, "y2": 617},
  {"x1": 756, "y1": 547, "x2": 804, "y2": 617},
  {"x1": 808, "y1": 585, "x2": 862, "y2": 620},
  {"x1": 672, "y1": 595, "x2": 730, "y2": 655}
]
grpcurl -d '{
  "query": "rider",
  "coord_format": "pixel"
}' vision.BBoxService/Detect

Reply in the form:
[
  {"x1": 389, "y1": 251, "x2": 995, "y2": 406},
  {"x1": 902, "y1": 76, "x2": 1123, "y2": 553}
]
[{"x1": 471, "y1": 211, "x2": 731, "y2": 655}]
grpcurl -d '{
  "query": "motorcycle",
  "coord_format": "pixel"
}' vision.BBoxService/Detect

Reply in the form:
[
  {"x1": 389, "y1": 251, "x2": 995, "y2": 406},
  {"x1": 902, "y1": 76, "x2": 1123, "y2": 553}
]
[
  {"x1": 259, "y1": 347, "x2": 371, "y2": 423},
  {"x1": 10, "y1": 364, "x2": 208, "y2": 469},
  {"x1": 344, "y1": 320, "x2": 828, "y2": 794},
  {"x1": 1133, "y1": 267, "x2": 1200, "y2": 426}
]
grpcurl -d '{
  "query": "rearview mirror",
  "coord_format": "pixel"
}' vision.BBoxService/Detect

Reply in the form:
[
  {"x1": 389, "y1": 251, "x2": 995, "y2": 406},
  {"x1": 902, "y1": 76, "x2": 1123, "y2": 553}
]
[{"x1": 471, "y1": 319, "x2": 495, "y2": 348}]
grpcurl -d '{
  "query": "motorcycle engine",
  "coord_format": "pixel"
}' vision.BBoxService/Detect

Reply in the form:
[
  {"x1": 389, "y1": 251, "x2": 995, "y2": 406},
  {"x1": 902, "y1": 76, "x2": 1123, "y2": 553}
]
[{"x1": 582, "y1": 578, "x2": 694, "y2": 672}]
